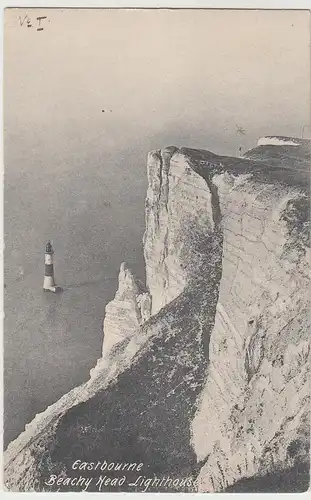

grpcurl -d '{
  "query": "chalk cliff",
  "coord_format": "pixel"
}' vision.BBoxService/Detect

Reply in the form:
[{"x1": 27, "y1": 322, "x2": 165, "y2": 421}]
[{"x1": 4, "y1": 137, "x2": 310, "y2": 492}]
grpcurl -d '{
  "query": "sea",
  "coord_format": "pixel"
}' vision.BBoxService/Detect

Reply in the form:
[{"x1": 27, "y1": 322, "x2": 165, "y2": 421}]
[{"x1": 3, "y1": 141, "x2": 148, "y2": 449}]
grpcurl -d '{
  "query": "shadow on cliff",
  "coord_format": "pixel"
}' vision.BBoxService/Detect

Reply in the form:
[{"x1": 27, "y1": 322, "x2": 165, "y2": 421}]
[
  {"x1": 38, "y1": 289, "x2": 211, "y2": 492},
  {"x1": 225, "y1": 462, "x2": 310, "y2": 493}
]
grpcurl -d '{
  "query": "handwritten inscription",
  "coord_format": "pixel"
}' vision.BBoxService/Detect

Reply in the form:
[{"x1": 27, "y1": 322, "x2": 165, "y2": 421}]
[{"x1": 18, "y1": 14, "x2": 49, "y2": 31}]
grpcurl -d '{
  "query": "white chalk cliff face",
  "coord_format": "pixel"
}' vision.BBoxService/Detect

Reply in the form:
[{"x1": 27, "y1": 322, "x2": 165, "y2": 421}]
[
  {"x1": 144, "y1": 147, "x2": 214, "y2": 314},
  {"x1": 4, "y1": 137, "x2": 310, "y2": 493},
  {"x1": 192, "y1": 174, "x2": 310, "y2": 491}
]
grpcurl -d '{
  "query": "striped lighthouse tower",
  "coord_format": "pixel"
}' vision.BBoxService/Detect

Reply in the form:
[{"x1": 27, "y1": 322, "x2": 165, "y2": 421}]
[{"x1": 43, "y1": 240, "x2": 57, "y2": 292}]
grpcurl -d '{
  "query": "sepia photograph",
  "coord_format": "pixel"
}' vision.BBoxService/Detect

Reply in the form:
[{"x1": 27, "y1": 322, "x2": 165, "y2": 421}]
[{"x1": 3, "y1": 7, "x2": 310, "y2": 493}]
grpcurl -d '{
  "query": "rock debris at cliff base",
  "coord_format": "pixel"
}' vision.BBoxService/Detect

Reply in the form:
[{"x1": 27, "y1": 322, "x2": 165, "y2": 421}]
[{"x1": 4, "y1": 136, "x2": 310, "y2": 493}]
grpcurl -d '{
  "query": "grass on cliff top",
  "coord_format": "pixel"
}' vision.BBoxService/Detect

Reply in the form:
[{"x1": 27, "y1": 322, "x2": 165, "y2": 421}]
[{"x1": 180, "y1": 143, "x2": 310, "y2": 191}]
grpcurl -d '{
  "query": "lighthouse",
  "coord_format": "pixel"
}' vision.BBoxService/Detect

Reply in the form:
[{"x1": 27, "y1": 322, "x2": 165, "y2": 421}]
[{"x1": 43, "y1": 240, "x2": 57, "y2": 292}]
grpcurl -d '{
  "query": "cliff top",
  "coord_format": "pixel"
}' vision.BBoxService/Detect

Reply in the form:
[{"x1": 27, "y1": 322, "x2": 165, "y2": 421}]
[{"x1": 173, "y1": 138, "x2": 310, "y2": 191}]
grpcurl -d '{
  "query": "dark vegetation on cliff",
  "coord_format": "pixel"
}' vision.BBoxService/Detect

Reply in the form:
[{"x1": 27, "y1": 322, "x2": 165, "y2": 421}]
[{"x1": 38, "y1": 279, "x2": 220, "y2": 491}]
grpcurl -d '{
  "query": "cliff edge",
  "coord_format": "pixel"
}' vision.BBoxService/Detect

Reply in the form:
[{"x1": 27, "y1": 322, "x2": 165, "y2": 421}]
[{"x1": 4, "y1": 137, "x2": 310, "y2": 492}]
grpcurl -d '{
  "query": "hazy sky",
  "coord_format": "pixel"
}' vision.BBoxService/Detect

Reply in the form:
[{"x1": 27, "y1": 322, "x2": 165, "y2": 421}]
[{"x1": 4, "y1": 9, "x2": 310, "y2": 157}]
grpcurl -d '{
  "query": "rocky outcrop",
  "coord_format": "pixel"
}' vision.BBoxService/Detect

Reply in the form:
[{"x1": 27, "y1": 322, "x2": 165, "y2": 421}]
[
  {"x1": 102, "y1": 262, "x2": 151, "y2": 354},
  {"x1": 3, "y1": 138, "x2": 310, "y2": 493}
]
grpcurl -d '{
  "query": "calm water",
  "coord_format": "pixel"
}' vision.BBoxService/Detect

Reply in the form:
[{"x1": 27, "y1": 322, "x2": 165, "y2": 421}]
[{"x1": 3, "y1": 142, "x2": 148, "y2": 449}]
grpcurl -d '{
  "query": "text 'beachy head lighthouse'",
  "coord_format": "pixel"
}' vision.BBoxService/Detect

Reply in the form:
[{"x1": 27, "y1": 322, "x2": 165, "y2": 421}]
[{"x1": 43, "y1": 240, "x2": 57, "y2": 292}]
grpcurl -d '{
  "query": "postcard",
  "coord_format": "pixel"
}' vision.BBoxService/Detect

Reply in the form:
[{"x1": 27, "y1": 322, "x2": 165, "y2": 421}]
[{"x1": 3, "y1": 7, "x2": 310, "y2": 493}]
